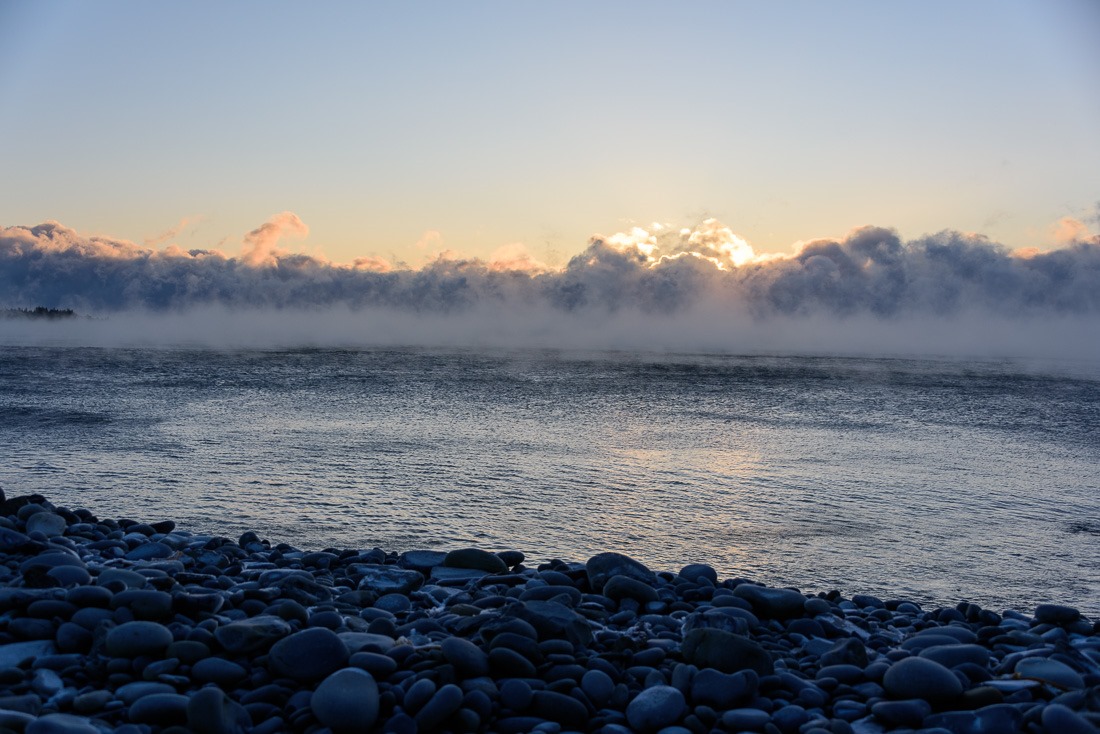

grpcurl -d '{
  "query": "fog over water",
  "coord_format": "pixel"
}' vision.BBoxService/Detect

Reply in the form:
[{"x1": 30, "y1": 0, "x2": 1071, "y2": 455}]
[{"x1": 3, "y1": 218, "x2": 1099, "y2": 361}]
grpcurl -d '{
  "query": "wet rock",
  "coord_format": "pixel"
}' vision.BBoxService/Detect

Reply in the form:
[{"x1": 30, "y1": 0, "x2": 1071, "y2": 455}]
[
  {"x1": 0, "y1": 639, "x2": 56, "y2": 668},
  {"x1": 586, "y1": 552, "x2": 654, "y2": 592},
  {"x1": 25, "y1": 511, "x2": 67, "y2": 537},
  {"x1": 441, "y1": 636, "x2": 489, "y2": 677},
  {"x1": 626, "y1": 685, "x2": 686, "y2": 732},
  {"x1": 105, "y1": 621, "x2": 173, "y2": 657},
  {"x1": 690, "y1": 668, "x2": 757, "y2": 708},
  {"x1": 1034, "y1": 604, "x2": 1081, "y2": 625},
  {"x1": 214, "y1": 615, "x2": 291, "y2": 654},
  {"x1": 871, "y1": 698, "x2": 931, "y2": 728},
  {"x1": 508, "y1": 600, "x2": 592, "y2": 646},
  {"x1": 444, "y1": 548, "x2": 507, "y2": 573},
  {"x1": 269, "y1": 627, "x2": 349, "y2": 682},
  {"x1": 882, "y1": 656, "x2": 964, "y2": 702},
  {"x1": 25, "y1": 713, "x2": 100, "y2": 734},
  {"x1": 918, "y1": 643, "x2": 990, "y2": 669},
  {"x1": 397, "y1": 550, "x2": 447, "y2": 572},
  {"x1": 732, "y1": 584, "x2": 806, "y2": 619},
  {"x1": 1015, "y1": 657, "x2": 1085, "y2": 689},
  {"x1": 415, "y1": 683, "x2": 464, "y2": 730},
  {"x1": 128, "y1": 692, "x2": 190, "y2": 726},
  {"x1": 310, "y1": 667, "x2": 379, "y2": 733},
  {"x1": 192, "y1": 657, "x2": 249, "y2": 687},
  {"x1": 187, "y1": 686, "x2": 251, "y2": 734},
  {"x1": 354, "y1": 564, "x2": 424, "y2": 595},
  {"x1": 681, "y1": 628, "x2": 773, "y2": 675},
  {"x1": 679, "y1": 563, "x2": 718, "y2": 584}
]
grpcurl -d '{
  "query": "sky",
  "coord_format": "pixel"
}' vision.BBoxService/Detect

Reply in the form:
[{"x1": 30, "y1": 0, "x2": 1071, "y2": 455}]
[{"x1": 1, "y1": 0, "x2": 1098, "y2": 268}]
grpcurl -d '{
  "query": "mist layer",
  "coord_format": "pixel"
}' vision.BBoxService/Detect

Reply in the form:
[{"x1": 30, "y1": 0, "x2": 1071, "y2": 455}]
[{"x1": 2, "y1": 218, "x2": 1098, "y2": 360}]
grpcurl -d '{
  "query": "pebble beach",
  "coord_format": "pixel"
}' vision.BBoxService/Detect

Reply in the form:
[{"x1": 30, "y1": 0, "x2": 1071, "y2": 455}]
[{"x1": 1, "y1": 490, "x2": 1098, "y2": 734}]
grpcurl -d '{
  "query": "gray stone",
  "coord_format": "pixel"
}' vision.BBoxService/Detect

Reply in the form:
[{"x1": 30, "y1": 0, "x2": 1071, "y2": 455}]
[
  {"x1": 871, "y1": 698, "x2": 931, "y2": 728},
  {"x1": 489, "y1": 646, "x2": 536, "y2": 678},
  {"x1": 1034, "y1": 604, "x2": 1081, "y2": 625},
  {"x1": 919, "y1": 644, "x2": 991, "y2": 669},
  {"x1": 310, "y1": 667, "x2": 380, "y2": 734},
  {"x1": 530, "y1": 690, "x2": 589, "y2": 728},
  {"x1": 214, "y1": 615, "x2": 291, "y2": 654},
  {"x1": 47, "y1": 565, "x2": 91, "y2": 587},
  {"x1": 397, "y1": 550, "x2": 447, "y2": 572},
  {"x1": 0, "y1": 526, "x2": 37, "y2": 551},
  {"x1": 95, "y1": 568, "x2": 148, "y2": 589},
  {"x1": 518, "y1": 584, "x2": 583, "y2": 605},
  {"x1": 187, "y1": 686, "x2": 251, "y2": 734},
  {"x1": 72, "y1": 690, "x2": 113, "y2": 714},
  {"x1": 497, "y1": 550, "x2": 525, "y2": 567},
  {"x1": 191, "y1": 657, "x2": 248, "y2": 687},
  {"x1": 338, "y1": 631, "x2": 396, "y2": 655},
  {"x1": 1015, "y1": 657, "x2": 1085, "y2": 689},
  {"x1": 0, "y1": 640, "x2": 57, "y2": 668},
  {"x1": 115, "y1": 682, "x2": 176, "y2": 705},
  {"x1": 582, "y1": 669, "x2": 615, "y2": 706},
  {"x1": 681, "y1": 628, "x2": 774, "y2": 676},
  {"x1": 679, "y1": 564, "x2": 718, "y2": 584},
  {"x1": 586, "y1": 552, "x2": 654, "y2": 592},
  {"x1": 927, "y1": 703, "x2": 1023, "y2": 734},
  {"x1": 430, "y1": 566, "x2": 489, "y2": 583},
  {"x1": 269, "y1": 627, "x2": 349, "y2": 682},
  {"x1": 603, "y1": 574, "x2": 659, "y2": 603},
  {"x1": 19, "y1": 551, "x2": 85, "y2": 576},
  {"x1": 105, "y1": 621, "x2": 173, "y2": 657},
  {"x1": 444, "y1": 548, "x2": 507, "y2": 573},
  {"x1": 720, "y1": 708, "x2": 770, "y2": 731},
  {"x1": 690, "y1": 668, "x2": 757, "y2": 708},
  {"x1": 415, "y1": 683, "x2": 464, "y2": 730},
  {"x1": 25, "y1": 512, "x2": 67, "y2": 537},
  {"x1": 626, "y1": 685, "x2": 686, "y2": 732},
  {"x1": 25, "y1": 713, "x2": 99, "y2": 734},
  {"x1": 125, "y1": 541, "x2": 174, "y2": 560},
  {"x1": 508, "y1": 600, "x2": 592, "y2": 646},
  {"x1": 819, "y1": 638, "x2": 869, "y2": 668},
  {"x1": 1041, "y1": 703, "x2": 1098, "y2": 734},
  {"x1": 374, "y1": 593, "x2": 411, "y2": 613},
  {"x1": 771, "y1": 704, "x2": 811, "y2": 732},
  {"x1": 441, "y1": 636, "x2": 489, "y2": 677},
  {"x1": 499, "y1": 679, "x2": 533, "y2": 710},
  {"x1": 882, "y1": 656, "x2": 963, "y2": 702},
  {"x1": 353, "y1": 564, "x2": 424, "y2": 595},
  {"x1": 112, "y1": 589, "x2": 173, "y2": 620},
  {"x1": 31, "y1": 668, "x2": 63, "y2": 697},
  {"x1": 0, "y1": 710, "x2": 36, "y2": 730},
  {"x1": 731, "y1": 584, "x2": 806, "y2": 619},
  {"x1": 127, "y1": 693, "x2": 190, "y2": 726},
  {"x1": 683, "y1": 608, "x2": 754, "y2": 635}
]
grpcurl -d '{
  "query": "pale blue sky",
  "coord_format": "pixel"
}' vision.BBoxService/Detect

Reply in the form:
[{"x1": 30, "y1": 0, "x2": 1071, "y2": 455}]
[{"x1": 1, "y1": 0, "x2": 1097, "y2": 265}]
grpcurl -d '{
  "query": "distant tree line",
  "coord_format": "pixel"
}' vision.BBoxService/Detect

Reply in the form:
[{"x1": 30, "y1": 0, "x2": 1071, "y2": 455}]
[{"x1": 1, "y1": 306, "x2": 77, "y2": 319}]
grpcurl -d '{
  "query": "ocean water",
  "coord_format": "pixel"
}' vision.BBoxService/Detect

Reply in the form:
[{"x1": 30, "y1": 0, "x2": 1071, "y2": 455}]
[{"x1": 1, "y1": 346, "x2": 1097, "y2": 615}]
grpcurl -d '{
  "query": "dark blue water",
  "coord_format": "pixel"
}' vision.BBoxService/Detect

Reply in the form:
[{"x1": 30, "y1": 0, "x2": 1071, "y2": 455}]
[{"x1": 1, "y1": 346, "x2": 1097, "y2": 615}]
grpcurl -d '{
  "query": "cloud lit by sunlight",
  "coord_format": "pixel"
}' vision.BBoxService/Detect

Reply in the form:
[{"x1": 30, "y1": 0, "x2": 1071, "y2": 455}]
[{"x1": 240, "y1": 212, "x2": 309, "y2": 267}]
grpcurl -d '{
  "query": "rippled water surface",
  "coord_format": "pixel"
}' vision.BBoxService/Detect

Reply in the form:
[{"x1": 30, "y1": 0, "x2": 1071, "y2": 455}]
[{"x1": 1, "y1": 346, "x2": 1097, "y2": 614}]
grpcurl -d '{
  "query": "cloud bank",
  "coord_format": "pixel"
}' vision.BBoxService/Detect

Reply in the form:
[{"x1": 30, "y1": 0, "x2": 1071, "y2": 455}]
[{"x1": 2, "y1": 214, "x2": 1099, "y2": 360}]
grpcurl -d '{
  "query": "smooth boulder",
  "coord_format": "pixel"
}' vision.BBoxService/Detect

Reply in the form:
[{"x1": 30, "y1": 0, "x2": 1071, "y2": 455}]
[
  {"x1": 883, "y1": 656, "x2": 964, "y2": 702},
  {"x1": 310, "y1": 667, "x2": 380, "y2": 733},
  {"x1": 681, "y1": 628, "x2": 774, "y2": 675}
]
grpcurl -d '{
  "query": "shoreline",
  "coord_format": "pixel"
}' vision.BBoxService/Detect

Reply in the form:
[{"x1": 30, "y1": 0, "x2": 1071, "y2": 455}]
[{"x1": 1, "y1": 492, "x2": 1097, "y2": 733}]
